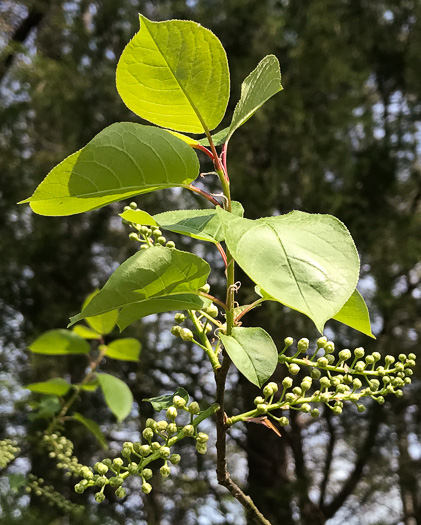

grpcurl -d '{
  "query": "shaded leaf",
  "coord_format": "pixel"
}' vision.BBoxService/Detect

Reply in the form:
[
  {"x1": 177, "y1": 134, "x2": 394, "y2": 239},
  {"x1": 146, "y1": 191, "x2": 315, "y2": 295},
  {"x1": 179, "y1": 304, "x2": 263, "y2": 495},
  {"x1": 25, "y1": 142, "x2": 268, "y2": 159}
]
[
  {"x1": 28, "y1": 329, "x2": 90, "y2": 355},
  {"x1": 83, "y1": 290, "x2": 118, "y2": 335},
  {"x1": 103, "y1": 338, "x2": 141, "y2": 362},
  {"x1": 97, "y1": 373, "x2": 133, "y2": 422},
  {"x1": 143, "y1": 387, "x2": 189, "y2": 412},
  {"x1": 116, "y1": 15, "x2": 229, "y2": 133},
  {"x1": 332, "y1": 289, "x2": 375, "y2": 338},
  {"x1": 26, "y1": 378, "x2": 71, "y2": 396},
  {"x1": 72, "y1": 325, "x2": 101, "y2": 340},
  {"x1": 219, "y1": 327, "x2": 278, "y2": 387},
  {"x1": 9, "y1": 474, "x2": 26, "y2": 492},
  {"x1": 73, "y1": 412, "x2": 108, "y2": 449}
]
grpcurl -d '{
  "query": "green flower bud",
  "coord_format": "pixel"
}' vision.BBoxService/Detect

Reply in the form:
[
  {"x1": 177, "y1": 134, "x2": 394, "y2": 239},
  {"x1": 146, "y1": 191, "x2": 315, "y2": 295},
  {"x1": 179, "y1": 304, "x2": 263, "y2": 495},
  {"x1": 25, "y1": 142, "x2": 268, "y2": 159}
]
[
  {"x1": 268, "y1": 382, "x2": 278, "y2": 393},
  {"x1": 332, "y1": 406, "x2": 343, "y2": 415},
  {"x1": 263, "y1": 385, "x2": 274, "y2": 398},
  {"x1": 405, "y1": 368, "x2": 413, "y2": 376},
  {"x1": 407, "y1": 359, "x2": 416, "y2": 368},
  {"x1": 297, "y1": 338, "x2": 309, "y2": 353},
  {"x1": 129, "y1": 202, "x2": 137, "y2": 209},
  {"x1": 354, "y1": 361, "x2": 365, "y2": 372},
  {"x1": 301, "y1": 403, "x2": 311, "y2": 413},
  {"x1": 129, "y1": 232, "x2": 140, "y2": 241},
  {"x1": 171, "y1": 325, "x2": 182, "y2": 337},
  {"x1": 113, "y1": 458, "x2": 124, "y2": 468},
  {"x1": 80, "y1": 466, "x2": 93, "y2": 479},
  {"x1": 324, "y1": 342, "x2": 335, "y2": 354},
  {"x1": 331, "y1": 376, "x2": 340, "y2": 387},
  {"x1": 279, "y1": 416, "x2": 289, "y2": 426},
  {"x1": 382, "y1": 376, "x2": 391, "y2": 384},
  {"x1": 357, "y1": 404, "x2": 366, "y2": 413},
  {"x1": 311, "y1": 368, "x2": 321, "y2": 380},
  {"x1": 199, "y1": 284, "x2": 211, "y2": 294},
  {"x1": 395, "y1": 389, "x2": 404, "y2": 398},
  {"x1": 365, "y1": 355, "x2": 375, "y2": 365},
  {"x1": 74, "y1": 483, "x2": 85, "y2": 494},
  {"x1": 196, "y1": 442, "x2": 207, "y2": 454},
  {"x1": 188, "y1": 402, "x2": 200, "y2": 415},
  {"x1": 140, "y1": 226, "x2": 150, "y2": 235},
  {"x1": 170, "y1": 454, "x2": 181, "y2": 465},
  {"x1": 95, "y1": 476, "x2": 108, "y2": 488},
  {"x1": 115, "y1": 487, "x2": 126, "y2": 498},
  {"x1": 408, "y1": 353, "x2": 416, "y2": 361},
  {"x1": 142, "y1": 483, "x2": 152, "y2": 494},
  {"x1": 317, "y1": 357, "x2": 328, "y2": 367},
  {"x1": 372, "y1": 352, "x2": 381, "y2": 362},
  {"x1": 183, "y1": 425, "x2": 195, "y2": 437},
  {"x1": 254, "y1": 396, "x2": 265, "y2": 405},
  {"x1": 152, "y1": 229, "x2": 162, "y2": 237},
  {"x1": 174, "y1": 313, "x2": 187, "y2": 324},
  {"x1": 327, "y1": 356, "x2": 335, "y2": 366},
  {"x1": 160, "y1": 446, "x2": 171, "y2": 458},
  {"x1": 142, "y1": 468, "x2": 153, "y2": 480},
  {"x1": 352, "y1": 378, "x2": 362, "y2": 390},
  {"x1": 197, "y1": 432, "x2": 209, "y2": 443},
  {"x1": 319, "y1": 393, "x2": 330, "y2": 402},
  {"x1": 404, "y1": 377, "x2": 412, "y2": 385},
  {"x1": 377, "y1": 366, "x2": 385, "y2": 376},
  {"x1": 173, "y1": 395, "x2": 187, "y2": 409},
  {"x1": 301, "y1": 381, "x2": 312, "y2": 392},
  {"x1": 139, "y1": 444, "x2": 151, "y2": 456},
  {"x1": 284, "y1": 337, "x2": 294, "y2": 347},
  {"x1": 343, "y1": 374, "x2": 353, "y2": 385},
  {"x1": 289, "y1": 364, "x2": 300, "y2": 375},
  {"x1": 95, "y1": 492, "x2": 105, "y2": 503},
  {"x1": 180, "y1": 328, "x2": 194, "y2": 342},
  {"x1": 376, "y1": 396, "x2": 385, "y2": 405},
  {"x1": 94, "y1": 462, "x2": 108, "y2": 475},
  {"x1": 109, "y1": 476, "x2": 124, "y2": 487},
  {"x1": 385, "y1": 355, "x2": 395, "y2": 366},
  {"x1": 311, "y1": 408, "x2": 320, "y2": 418},
  {"x1": 142, "y1": 428, "x2": 154, "y2": 441},
  {"x1": 151, "y1": 442, "x2": 161, "y2": 450},
  {"x1": 156, "y1": 420, "x2": 168, "y2": 432},
  {"x1": 167, "y1": 423, "x2": 178, "y2": 435},
  {"x1": 256, "y1": 403, "x2": 268, "y2": 413},
  {"x1": 278, "y1": 355, "x2": 287, "y2": 364},
  {"x1": 292, "y1": 387, "x2": 302, "y2": 396},
  {"x1": 166, "y1": 241, "x2": 176, "y2": 249},
  {"x1": 160, "y1": 465, "x2": 171, "y2": 478},
  {"x1": 282, "y1": 377, "x2": 293, "y2": 389},
  {"x1": 140, "y1": 244, "x2": 149, "y2": 250},
  {"x1": 127, "y1": 462, "x2": 138, "y2": 475},
  {"x1": 338, "y1": 349, "x2": 351, "y2": 362},
  {"x1": 205, "y1": 304, "x2": 219, "y2": 318},
  {"x1": 320, "y1": 377, "x2": 331, "y2": 389},
  {"x1": 317, "y1": 336, "x2": 328, "y2": 348},
  {"x1": 166, "y1": 406, "x2": 178, "y2": 420},
  {"x1": 354, "y1": 347, "x2": 365, "y2": 359},
  {"x1": 285, "y1": 393, "x2": 295, "y2": 403},
  {"x1": 157, "y1": 236, "x2": 167, "y2": 245},
  {"x1": 336, "y1": 384, "x2": 348, "y2": 394}
]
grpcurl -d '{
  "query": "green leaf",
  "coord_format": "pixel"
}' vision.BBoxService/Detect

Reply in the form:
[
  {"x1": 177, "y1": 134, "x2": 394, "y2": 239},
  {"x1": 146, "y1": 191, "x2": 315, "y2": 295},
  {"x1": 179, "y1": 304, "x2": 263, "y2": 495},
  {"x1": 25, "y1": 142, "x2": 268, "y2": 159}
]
[
  {"x1": 143, "y1": 387, "x2": 189, "y2": 412},
  {"x1": 20, "y1": 123, "x2": 199, "y2": 216},
  {"x1": 97, "y1": 373, "x2": 133, "y2": 422},
  {"x1": 73, "y1": 412, "x2": 108, "y2": 449},
  {"x1": 198, "y1": 127, "x2": 229, "y2": 147},
  {"x1": 72, "y1": 325, "x2": 102, "y2": 340},
  {"x1": 28, "y1": 329, "x2": 90, "y2": 355},
  {"x1": 116, "y1": 15, "x2": 230, "y2": 133},
  {"x1": 119, "y1": 209, "x2": 158, "y2": 226},
  {"x1": 26, "y1": 378, "x2": 71, "y2": 396},
  {"x1": 82, "y1": 290, "x2": 119, "y2": 335},
  {"x1": 103, "y1": 338, "x2": 141, "y2": 362},
  {"x1": 153, "y1": 201, "x2": 244, "y2": 243},
  {"x1": 226, "y1": 55, "x2": 283, "y2": 143},
  {"x1": 9, "y1": 474, "x2": 26, "y2": 492},
  {"x1": 68, "y1": 246, "x2": 210, "y2": 331},
  {"x1": 79, "y1": 380, "x2": 99, "y2": 392},
  {"x1": 332, "y1": 289, "x2": 375, "y2": 338},
  {"x1": 165, "y1": 130, "x2": 201, "y2": 147},
  {"x1": 219, "y1": 327, "x2": 278, "y2": 387},
  {"x1": 29, "y1": 396, "x2": 61, "y2": 420},
  {"x1": 218, "y1": 209, "x2": 359, "y2": 333}
]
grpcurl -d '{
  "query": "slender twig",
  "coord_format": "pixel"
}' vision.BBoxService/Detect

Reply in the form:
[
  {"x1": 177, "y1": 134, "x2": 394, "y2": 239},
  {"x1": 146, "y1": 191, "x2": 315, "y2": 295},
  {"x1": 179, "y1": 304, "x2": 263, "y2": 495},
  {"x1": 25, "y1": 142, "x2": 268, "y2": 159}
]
[
  {"x1": 216, "y1": 242, "x2": 228, "y2": 266},
  {"x1": 199, "y1": 292, "x2": 228, "y2": 312},
  {"x1": 187, "y1": 184, "x2": 221, "y2": 207},
  {"x1": 192, "y1": 143, "x2": 214, "y2": 160}
]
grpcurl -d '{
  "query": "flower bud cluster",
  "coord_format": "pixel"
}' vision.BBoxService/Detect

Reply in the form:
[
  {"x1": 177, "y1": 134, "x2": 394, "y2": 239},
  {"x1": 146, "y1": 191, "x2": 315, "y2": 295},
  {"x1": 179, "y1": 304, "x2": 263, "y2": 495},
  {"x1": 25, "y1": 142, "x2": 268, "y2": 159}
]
[
  {"x1": 42, "y1": 432, "x2": 85, "y2": 477},
  {"x1": 170, "y1": 302, "x2": 216, "y2": 344},
  {"x1": 0, "y1": 439, "x2": 20, "y2": 469},
  {"x1": 123, "y1": 202, "x2": 175, "y2": 249},
  {"x1": 73, "y1": 397, "x2": 210, "y2": 502},
  {"x1": 26, "y1": 474, "x2": 84, "y2": 515}
]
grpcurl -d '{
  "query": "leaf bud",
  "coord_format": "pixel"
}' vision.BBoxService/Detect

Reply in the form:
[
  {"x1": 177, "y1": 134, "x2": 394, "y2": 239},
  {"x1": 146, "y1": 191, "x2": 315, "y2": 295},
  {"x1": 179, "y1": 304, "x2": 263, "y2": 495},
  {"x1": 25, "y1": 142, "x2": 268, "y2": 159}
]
[
  {"x1": 115, "y1": 487, "x2": 126, "y2": 498},
  {"x1": 94, "y1": 462, "x2": 108, "y2": 475},
  {"x1": 284, "y1": 337, "x2": 294, "y2": 347},
  {"x1": 109, "y1": 476, "x2": 124, "y2": 487},
  {"x1": 183, "y1": 425, "x2": 195, "y2": 437},
  {"x1": 199, "y1": 283, "x2": 211, "y2": 293},
  {"x1": 151, "y1": 442, "x2": 161, "y2": 450},
  {"x1": 180, "y1": 328, "x2": 194, "y2": 342},
  {"x1": 254, "y1": 396, "x2": 265, "y2": 405},
  {"x1": 408, "y1": 353, "x2": 416, "y2": 361},
  {"x1": 282, "y1": 377, "x2": 293, "y2": 389},
  {"x1": 205, "y1": 304, "x2": 219, "y2": 318},
  {"x1": 311, "y1": 368, "x2": 321, "y2": 380},
  {"x1": 357, "y1": 404, "x2": 366, "y2": 413},
  {"x1": 289, "y1": 364, "x2": 300, "y2": 375},
  {"x1": 279, "y1": 416, "x2": 289, "y2": 426},
  {"x1": 285, "y1": 393, "x2": 295, "y2": 403},
  {"x1": 372, "y1": 352, "x2": 381, "y2": 362},
  {"x1": 263, "y1": 385, "x2": 274, "y2": 398},
  {"x1": 170, "y1": 454, "x2": 181, "y2": 465},
  {"x1": 297, "y1": 338, "x2": 309, "y2": 353},
  {"x1": 354, "y1": 347, "x2": 365, "y2": 359},
  {"x1": 292, "y1": 387, "x2": 302, "y2": 396},
  {"x1": 188, "y1": 402, "x2": 200, "y2": 415},
  {"x1": 311, "y1": 408, "x2": 320, "y2": 418},
  {"x1": 142, "y1": 482, "x2": 152, "y2": 494},
  {"x1": 160, "y1": 446, "x2": 171, "y2": 458},
  {"x1": 142, "y1": 428, "x2": 154, "y2": 441},
  {"x1": 167, "y1": 423, "x2": 178, "y2": 435},
  {"x1": 171, "y1": 325, "x2": 182, "y2": 337},
  {"x1": 166, "y1": 241, "x2": 176, "y2": 249},
  {"x1": 317, "y1": 357, "x2": 328, "y2": 367},
  {"x1": 166, "y1": 406, "x2": 178, "y2": 420},
  {"x1": 160, "y1": 465, "x2": 171, "y2": 478},
  {"x1": 317, "y1": 336, "x2": 328, "y2": 348},
  {"x1": 354, "y1": 361, "x2": 365, "y2": 372},
  {"x1": 174, "y1": 313, "x2": 187, "y2": 324},
  {"x1": 196, "y1": 442, "x2": 207, "y2": 454},
  {"x1": 338, "y1": 349, "x2": 351, "y2": 362},
  {"x1": 95, "y1": 492, "x2": 106, "y2": 503},
  {"x1": 324, "y1": 342, "x2": 335, "y2": 354},
  {"x1": 173, "y1": 395, "x2": 187, "y2": 409},
  {"x1": 142, "y1": 468, "x2": 153, "y2": 480}
]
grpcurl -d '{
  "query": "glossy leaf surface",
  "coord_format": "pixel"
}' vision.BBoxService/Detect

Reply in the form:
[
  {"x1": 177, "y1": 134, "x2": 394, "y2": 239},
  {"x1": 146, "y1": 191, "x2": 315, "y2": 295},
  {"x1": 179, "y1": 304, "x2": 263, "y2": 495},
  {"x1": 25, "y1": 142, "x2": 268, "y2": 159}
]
[
  {"x1": 103, "y1": 338, "x2": 141, "y2": 361},
  {"x1": 116, "y1": 16, "x2": 229, "y2": 133},
  {"x1": 28, "y1": 329, "x2": 90, "y2": 355},
  {"x1": 332, "y1": 289, "x2": 375, "y2": 338},
  {"x1": 219, "y1": 327, "x2": 278, "y2": 387},
  {"x1": 219, "y1": 209, "x2": 359, "y2": 332},
  {"x1": 21, "y1": 123, "x2": 199, "y2": 216},
  {"x1": 97, "y1": 373, "x2": 133, "y2": 422},
  {"x1": 83, "y1": 290, "x2": 119, "y2": 335}
]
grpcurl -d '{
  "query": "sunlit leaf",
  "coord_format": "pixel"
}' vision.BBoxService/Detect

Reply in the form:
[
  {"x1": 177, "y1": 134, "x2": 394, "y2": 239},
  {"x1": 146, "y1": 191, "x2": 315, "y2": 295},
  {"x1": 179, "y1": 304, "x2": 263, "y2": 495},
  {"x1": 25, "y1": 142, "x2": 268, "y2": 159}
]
[
  {"x1": 332, "y1": 289, "x2": 375, "y2": 338},
  {"x1": 26, "y1": 378, "x2": 71, "y2": 396},
  {"x1": 28, "y1": 329, "x2": 90, "y2": 355},
  {"x1": 143, "y1": 387, "x2": 189, "y2": 412},
  {"x1": 103, "y1": 338, "x2": 141, "y2": 362},
  {"x1": 97, "y1": 373, "x2": 133, "y2": 422}
]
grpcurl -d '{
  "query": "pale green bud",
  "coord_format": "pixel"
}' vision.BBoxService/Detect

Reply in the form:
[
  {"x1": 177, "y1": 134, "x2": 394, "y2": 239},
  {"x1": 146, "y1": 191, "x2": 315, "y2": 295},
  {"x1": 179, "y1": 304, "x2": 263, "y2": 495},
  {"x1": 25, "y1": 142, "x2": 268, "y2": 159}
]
[
  {"x1": 282, "y1": 377, "x2": 293, "y2": 389},
  {"x1": 311, "y1": 408, "x2": 320, "y2": 418},
  {"x1": 183, "y1": 425, "x2": 195, "y2": 437},
  {"x1": 338, "y1": 349, "x2": 351, "y2": 361},
  {"x1": 284, "y1": 337, "x2": 294, "y2": 347},
  {"x1": 151, "y1": 442, "x2": 161, "y2": 450},
  {"x1": 354, "y1": 347, "x2": 365, "y2": 359},
  {"x1": 196, "y1": 442, "x2": 207, "y2": 454},
  {"x1": 160, "y1": 465, "x2": 171, "y2": 478},
  {"x1": 254, "y1": 396, "x2": 265, "y2": 405},
  {"x1": 142, "y1": 483, "x2": 152, "y2": 494},
  {"x1": 94, "y1": 462, "x2": 108, "y2": 475},
  {"x1": 166, "y1": 406, "x2": 178, "y2": 420},
  {"x1": 157, "y1": 420, "x2": 168, "y2": 432},
  {"x1": 354, "y1": 361, "x2": 365, "y2": 372},
  {"x1": 289, "y1": 364, "x2": 300, "y2": 375},
  {"x1": 292, "y1": 387, "x2": 302, "y2": 396},
  {"x1": 160, "y1": 447, "x2": 171, "y2": 458},
  {"x1": 180, "y1": 328, "x2": 194, "y2": 341},
  {"x1": 300, "y1": 403, "x2": 311, "y2": 413},
  {"x1": 189, "y1": 402, "x2": 200, "y2": 415},
  {"x1": 268, "y1": 382, "x2": 278, "y2": 393},
  {"x1": 142, "y1": 428, "x2": 154, "y2": 440},
  {"x1": 142, "y1": 469, "x2": 153, "y2": 480},
  {"x1": 263, "y1": 385, "x2": 274, "y2": 397},
  {"x1": 279, "y1": 416, "x2": 289, "y2": 426},
  {"x1": 297, "y1": 338, "x2": 309, "y2": 353},
  {"x1": 173, "y1": 395, "x2": 187, "y2": 409},
  {"x1": 113, "y1": 458, "x2": 124, "y2": 468},
  {"x1": 385, "y1": 355, "x2": 395, "y2": 366},
  {"x1": 317, "y1": 357, "x2": 328, "y2": 367},
  {"x1": 166, "y1": 241, "x2": 176, "y2": 249},
  {"x1": 127, "y1": 462, "x2": 138, "y2": 475},
  {"x1": 139, "y1": 444, "x2": 151, "y2": 456},
  {"x1": 95, "y1": 492, "x2": 105, "y2": 503},
  {"x1": 205, "y1": 304, "x2": 219, "y2": 318},
  {"x1": 170, "y1": 454, "x2": 181, "y2": 465},
  {"x1": 167, "y1": 423, "x2": 178, "y2": 435},
  {"x1": 408, "y1": 353, "x2": 416, "y2": 361},
  {"x1": 197, "y1": 432, "x2": 209, "y2": 443},
  {"x1": 171, "y1": 325, "x2": 182, "y2": 337},
  {"x1": 324, "y1": 342, "x2": 335, "y2": 354},
  {"x1": 129, "y1": 202, "x2": 137, "y2": 209},
  {"x1": 372, "y1": 352, "x2": 381, "y2": 362},
  {"x1": 115, "y1": 487, "x2": 126, "y2": 498},
  {"x1": 317, "y1": 336, "x2": 328, "y2": 348},
  {"x1": 174, "y1": 313, "x2": 187, "y2": 324}
]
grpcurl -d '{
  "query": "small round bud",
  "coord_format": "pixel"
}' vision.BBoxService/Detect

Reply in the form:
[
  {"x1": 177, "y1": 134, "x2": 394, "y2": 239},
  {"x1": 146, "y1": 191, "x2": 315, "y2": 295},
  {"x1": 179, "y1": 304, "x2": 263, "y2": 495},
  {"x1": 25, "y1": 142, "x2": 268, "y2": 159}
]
[
  {"x1": 188, "y1": 402, "x2": 200, "y2": 415},
  {"x1": 354, "y1": 347, "x2": 365, "y2": 359},
  {"x1": 94, "y1": 462, "x2": 108, "y2": 475},
  {"x1": 129, "y1": 202, "x2": 137, "y2": 209},
  {"x1": 311, "y1": 408, "x2": 320, "y2": 418},
  {"x1": 285, "y1": 393, "x2": 295, "y2": 403},
  {"x1": 166, "y1": 241, "x2": 176, "y2": 249},
  {"x1": 199, "y1": 283, "x2": 211, "y2": 293},
  {"x1": 166, "y1": 406, "x2": 178, "y2": 420},
  {"x1": 95, "y1": 476, "x2": 108, "y2": 488},
  {"x1": 336, "y1": 384, "x2": 349, "y2": 394},
  {"x1": 332, "y1": 406, "x2": 343, "y2": 415},
  {"x1": 317, "y1": 357, "x2": 328, "y2": 367},
  {"x1": 311, "y1": 368, "x2": 321, "y2": 380},
  {"x1": 377, "y1": 366, "x2": 385, "y2": 376},
  {"x1": 297, "y1": 338, "x2": 309, "y2": 353},
  {"x1": 354, "y1": 361, "x2": 365, "y2": 372},
  {"x1": 254, "y1": 396, "x2": 265, "y2": 405},
  {"x1": 205, "y1": 304, "x2": 219, "y2": 318},
  {"x1": 301, "y1": 403, "x2": 311, "y2": 413},
  {"x1": 171, "y1": 325, "x2": 182, "y2": 337},
  {"x1": 395, "y1": 389, "x2": 404, "y2": 398},
  {"x1": 324, "y1": 342, "x2": 335, "y2": 354},
  {"x1": 115, "y1": 487, "x2": 126, "y2": 498},
  {"x1": 385, "y1": 355, "x2": 395, "y2": 366},
  {"x1": 408, "y1": 353, "x2": 416, "y2": 361},
  {"x1": 301, "y1": 381, "x2": 312, "y2": 392},
  {"x1": 151, "y1": 442, "x2": 161, "y2": 450},
  {"x1": 256, "y1": 403, "x2": 268, "y2": 413},
  {"x1": 320, "y1": 377, "x2": 331, "y2": 389},
  {"x1": 142, "y1": 428, "x2": 154, "y2": 441},
  {"x1": 140, "y1": 225, "x2": 150, "y2": 235},
  {"x1": 197, "y1": 432, "x2": 209, "y2": 443},
  {"x1": 196, "y1": 443, "x2": 207, "y2": 454},
  {"x1": 80, "y1": 466, "x2": 93, "y2": 479},
  {"x1": 267, "y1": 382, "x2": 278, "y2": 394},
  {"x1": 357, "y1": 404, "x2": 366, "y2": 412},
  {"x1": 95, "y1": 492, "x2": 105, "y2": 503},
  {"x1": 376, "y1": 396, "x2": 385, "y2": 405},
  {"x1": 157, "y1": 236, "x2": 167, "y2": 245},
  {"x1": 142, "y1": 483, "x2": 152, "y2": 494},
  {"x1": 128, "y1": 462, "x2": 138, "y2": 475},
  {"x1": 173, "y1": 395, "x2": 187, "y2": 409},
  {"x1": 284, "y1": 337, "x2": 294, "y2": 347},
  {"x1": 140, "y1": 244, "x2": 149, "y2": 250},
  {"x1": 279, "y1": 416, "x2": 289, "y2": 426},
  {"x1": 352, "y1": 378, "x2": 362, "y2": 390},
  {"x1": 74, "y1": 483, "x2": 85, "y2": 494},
  {"x1": 170, "y1": 454, "x2": 181, "y2": 465},
  {"x1": 129, "y1": 232, "x2": 140, "y2": 241},
  {"x1": 289, "y1": 364, "x2": 300, "y2": 375},
  {"x1": 139, "y1": 444, "x2": 151, "y2": 456},
  {"x1": 369, "y1": 379, "x2": 380, "y2": 391},
  {"x1": 167, "y1": 423, "x2": 178, "y2": 435},
  {"x1": 183, "y1": 425, "x2": 195, "y2": 437},
  {"x1": 180, "y1": 328, "x2": 194, "y2": 342},
  {"x1": 317, "y1": 336, "x2": 328, "y2": 348},
  {"x1": 372, "y1": 352, "x2": 381, "y2": 362},
  {"x1": 338, "y1": 349, "x2": 351, "y2": 362},
  {"x1": 113, "y1": 458, "x2": 124, "y2": 468},
  {"x1": 109, "y1": 476, "x2": 124, "y2": 487},
  {"x1": 160, "y1": 447, "x2": 171, "y2": 458},
  {"x1": 292, "y1": 387, "x2": 302, "y2": 396},
  {"x1": 157, "y1": 420, "x2": 168, "y2": 432},
  {"x1": 142, "y1": 468, "x2": 153, "y2": 480},
  {"x1": 405, "y1": 368, "x2": 413, "y2": 376},
  {"x1": 404, "y1": 377, "x2": 412, "y2": 385},
  {"x1": 123, "y1": 205, "x2": 131, "y2": 211},
  {"x1": 278, "y1": 355, "x2": 287, "y2": 364},
  {"x1": 160, "y1": 465, "x2": 171, "y2": 478},
  {"x1": 282, "y1": 377, "x2": 293, "y2": 389},
  {"x1": 263, "y1": 385, "x2": 274, "y2": 398},
  {"x1": 365, "y1": 355, "x2": 375, "y2": 365},
  {"x1": 152, "y1": 229, "x2": 162, "y2": 238}
]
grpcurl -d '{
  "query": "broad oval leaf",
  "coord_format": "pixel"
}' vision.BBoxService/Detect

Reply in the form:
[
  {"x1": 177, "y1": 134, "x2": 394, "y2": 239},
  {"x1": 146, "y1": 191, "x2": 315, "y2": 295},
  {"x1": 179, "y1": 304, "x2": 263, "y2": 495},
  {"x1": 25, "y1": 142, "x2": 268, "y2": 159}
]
[
  {"x1": 226, "y1": 55, "x2": 283, "y2": 143},
  {"x1": 28, "y1": 329, "x2": 90, "y2": 355},
  {"x1": 72, "y1": 412, "x2": 108, "y2": 449},
  {"x1": 219, "y1": 327, "x2": 278, "y2": 387},
  {"x1": 116, "y1": 15, "x2": 230, "y2": 133},
  {"x1": 26, "y1": 378, "x2": 71, "y2": 396},
  {"x1": 97, "y1": 373, "x2": 133, "y2": 422},
  {"x1": 119, "y1": 208, "x2": 158, "y2": 226},
  {"x1": 20, "y1": 123, "x2": 199, "y2": 216},
  {"x1": 103, "y1": 338, "x2": 141, "y2": 362},
  {"x1": 218, "y1": 209, "x2": 360, "y2": 332},
  {"x1": 143, "y1": 387, "x2": 189, "y2": 412},
  {"x1": 82, "y1": 290, "x2": 119, "y2": 335},
  {"x1": 332, "y1": 289, "x2": 375, "y2": 338},
  {"x1": 72, "y1": 325, "x2": 102, "y2": 340},
  {"x1": 68, "y1": 246, "x2": 210, "y2": 331}
]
